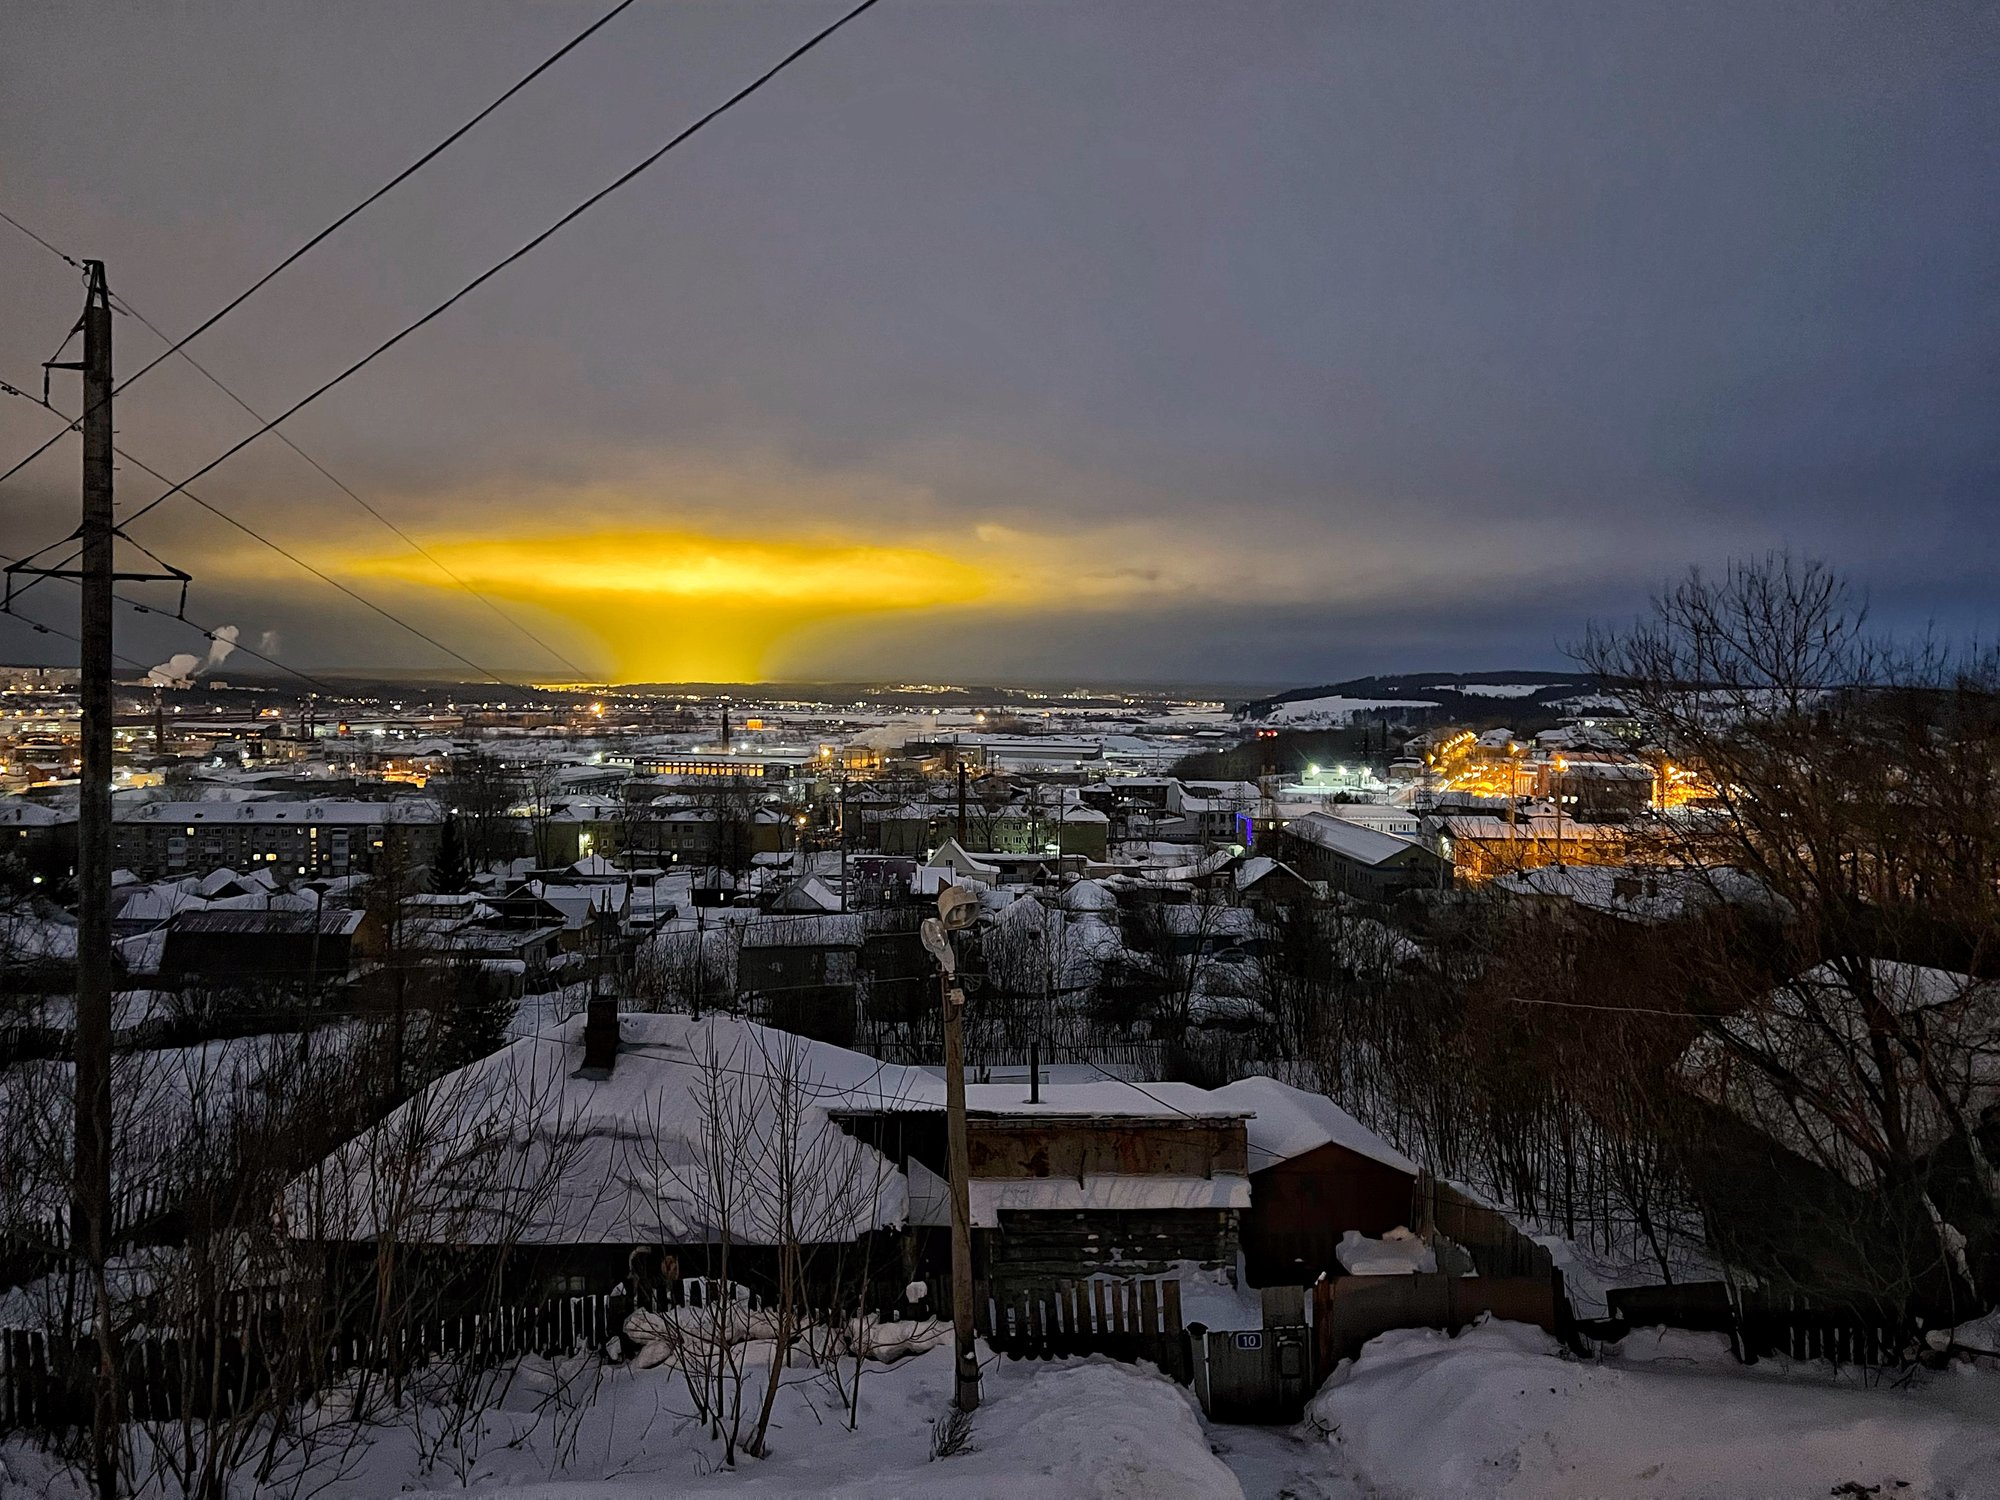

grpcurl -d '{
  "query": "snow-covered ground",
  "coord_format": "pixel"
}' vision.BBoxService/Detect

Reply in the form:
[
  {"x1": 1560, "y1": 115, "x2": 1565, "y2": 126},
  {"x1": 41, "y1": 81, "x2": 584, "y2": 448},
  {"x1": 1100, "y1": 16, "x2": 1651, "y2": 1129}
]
[
  {"x1": 1278, "y1": 1319, "x2": 2000, "y2": 1500},
  {"x1": 8, "y1": 1313, "x2": 1999, "y2": 1499},
  {"x1": 1264, "y1": 696, "x2": 1438, "y2": 727},
  {"x1": 3, "y1": 1345, "x2": 1241, "y2": 1500},
  {"x1": 1434, "y1": 683, "x2": 1565, "y2": 699}
]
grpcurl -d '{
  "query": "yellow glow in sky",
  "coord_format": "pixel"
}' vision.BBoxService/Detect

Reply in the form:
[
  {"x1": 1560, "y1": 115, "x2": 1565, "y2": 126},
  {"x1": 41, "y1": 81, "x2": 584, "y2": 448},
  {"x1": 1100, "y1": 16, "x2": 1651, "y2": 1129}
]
[{"x1": 343, "y1": 529, "x2": 991, "y2": 682}]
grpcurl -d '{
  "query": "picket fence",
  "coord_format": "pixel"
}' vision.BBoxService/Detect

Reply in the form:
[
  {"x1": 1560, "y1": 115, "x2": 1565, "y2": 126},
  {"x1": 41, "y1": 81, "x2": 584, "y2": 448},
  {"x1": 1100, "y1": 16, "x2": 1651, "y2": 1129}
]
[{"x1": 979, "y1": 1276, "x2": 1188, "y2": 1383}]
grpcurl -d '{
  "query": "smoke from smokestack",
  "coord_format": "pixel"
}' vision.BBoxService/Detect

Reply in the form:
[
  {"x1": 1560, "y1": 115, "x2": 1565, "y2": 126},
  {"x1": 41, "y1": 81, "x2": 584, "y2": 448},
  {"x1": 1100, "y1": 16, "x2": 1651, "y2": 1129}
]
[
  {"x1": 146, "y1": 625, "x2": 243, "y2": 689},
  {"x1": 146, "y1": 654, "x2": 201, "y2": 689}
]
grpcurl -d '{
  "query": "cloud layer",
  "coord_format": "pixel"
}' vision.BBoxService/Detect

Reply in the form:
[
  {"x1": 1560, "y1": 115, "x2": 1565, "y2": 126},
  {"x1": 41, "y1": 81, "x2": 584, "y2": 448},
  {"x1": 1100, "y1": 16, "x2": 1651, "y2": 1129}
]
[{"x1": 2, "y1": 2, "x2": 1994, "y2": 684}]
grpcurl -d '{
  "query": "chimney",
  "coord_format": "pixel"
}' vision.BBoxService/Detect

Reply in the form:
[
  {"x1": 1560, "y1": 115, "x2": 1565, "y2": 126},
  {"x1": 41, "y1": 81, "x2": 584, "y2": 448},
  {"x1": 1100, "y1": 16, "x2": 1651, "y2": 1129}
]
[
  {"x1": 719, "y1": 703, "x2": 730, "y2": 748},
  {"x1": 580, "y1": 993, "x2": 619, "y2": 1078}
]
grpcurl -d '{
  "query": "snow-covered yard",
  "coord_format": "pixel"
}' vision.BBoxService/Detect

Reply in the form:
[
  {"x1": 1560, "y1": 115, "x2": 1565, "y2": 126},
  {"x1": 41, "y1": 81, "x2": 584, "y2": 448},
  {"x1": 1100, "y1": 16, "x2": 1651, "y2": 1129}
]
[
  {"x1": 7, "y1": 1314, "x2": 1999, "y2": 1498},
  {"x1": 1254, "y1": 1319, "x2": 2000, "y2": 1500},
  {"x1": 3, "y1": 1345, "x2": 1240, "y2": 1500}
]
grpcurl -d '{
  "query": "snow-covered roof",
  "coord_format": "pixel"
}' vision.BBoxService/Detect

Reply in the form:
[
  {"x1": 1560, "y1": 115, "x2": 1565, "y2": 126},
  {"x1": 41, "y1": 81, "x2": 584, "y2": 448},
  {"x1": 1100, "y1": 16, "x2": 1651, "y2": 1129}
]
[
  {"x1": 0, "y1": 798, "x2": 64, "y2": 827},
  {"x1": 1205, "y1": 1075, "x2": 1418, "y2": 1175},
  {"x1": 294, "y1": 1013, "x2": 935, "y2": 1248},
  {"x1": 926, "y1": 839, "x2": 1000, "y2": 876},
  {"x1": 1494, "y1": 863, "x2": 1778, "y2": 923},
  {"x1": 765, "y1": 875, "x2": 842, "y2": 913},
  {"x1": 960, "y1": 1080, "x2": 1246, "y2": 1120},
  {"x1": 1286, "y1": 812, "x2": 1429, "y2": 866},
  {"x1": 1686, "y1": 961, "x2": 2000, "y2": 1188},
  {"x1": 1058, "y1": 877, "x2": 1117, "y2": 913}
]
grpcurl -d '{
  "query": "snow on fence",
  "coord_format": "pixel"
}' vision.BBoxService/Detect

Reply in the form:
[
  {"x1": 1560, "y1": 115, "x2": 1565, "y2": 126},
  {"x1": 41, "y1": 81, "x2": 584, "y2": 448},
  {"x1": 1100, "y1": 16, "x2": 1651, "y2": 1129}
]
[{"x1": 980, "y1": 1276, "x2": 1188, "y2": 1384}]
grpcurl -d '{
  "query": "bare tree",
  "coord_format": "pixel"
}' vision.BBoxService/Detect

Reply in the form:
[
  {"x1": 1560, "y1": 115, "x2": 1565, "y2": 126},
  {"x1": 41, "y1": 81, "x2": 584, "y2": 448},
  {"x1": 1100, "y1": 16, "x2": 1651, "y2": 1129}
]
[
  {"x1": 1581, "y1": 554, "x2": 2000, "y2": 1304},
  {"x1": 623, "y1": 1022, "x2": 898, "y2": 1465}
]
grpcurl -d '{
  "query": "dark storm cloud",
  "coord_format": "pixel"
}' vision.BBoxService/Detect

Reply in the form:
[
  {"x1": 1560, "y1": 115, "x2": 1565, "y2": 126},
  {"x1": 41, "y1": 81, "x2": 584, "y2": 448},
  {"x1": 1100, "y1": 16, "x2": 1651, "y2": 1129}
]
[{"x1": 1, "y1": 0, "x2": 1994, "y2": 683}]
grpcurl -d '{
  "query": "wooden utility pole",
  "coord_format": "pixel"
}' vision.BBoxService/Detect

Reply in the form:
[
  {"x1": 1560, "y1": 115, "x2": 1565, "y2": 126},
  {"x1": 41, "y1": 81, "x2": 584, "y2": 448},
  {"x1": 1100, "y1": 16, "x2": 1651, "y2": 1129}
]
[
  {"x1": 74, "y1": 259, "x2": 119, "y2": 1500},
  {"x1": 921, "y1": 897, "x2": 981, "y2": 1412},
  {"x1": 940, "y1": 963, "x2": 980, "y2": 1411},
  {"x1": 8, "y1": 260, "x2": 187, "y2": 1500}
]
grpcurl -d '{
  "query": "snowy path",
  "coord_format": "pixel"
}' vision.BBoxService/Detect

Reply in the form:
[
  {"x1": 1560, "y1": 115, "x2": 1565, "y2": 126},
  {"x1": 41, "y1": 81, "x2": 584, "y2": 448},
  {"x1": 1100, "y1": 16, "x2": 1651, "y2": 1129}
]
[{"x1": 1203, "y1": 1421, "x2": 1367, "y2": 1500}]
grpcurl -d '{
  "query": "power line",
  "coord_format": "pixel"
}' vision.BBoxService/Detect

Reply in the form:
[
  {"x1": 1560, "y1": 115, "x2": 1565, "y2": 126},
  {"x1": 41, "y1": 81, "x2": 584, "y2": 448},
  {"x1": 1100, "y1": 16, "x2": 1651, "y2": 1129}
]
[
  {"x1": 0, "y1": 534, "x2": 326, "y2": 689},
  {"x1": 107, "y1": 292, "x2": 596, "y2": 681},
  {"x1": 0, "y1": 207, "x2": 83, "y2": 271},
  {"x1": 0, "y1": 378, "x2": 520, "y2": 689},
  {"x1": 0, "y1": 587, "x2": 152, "y2": 677},
  {"x1": 91, "y1": 0, "x2": 885, "y2": 547},
  {"x1": 0, "y1": 0, "x2": 641, "y2": 490},
  {"x1": 8, "y1": 568, "x2": 339, "y2": 695},
  {"x1": 0, "y1": 397, "x2": 337, "y2": 693}
]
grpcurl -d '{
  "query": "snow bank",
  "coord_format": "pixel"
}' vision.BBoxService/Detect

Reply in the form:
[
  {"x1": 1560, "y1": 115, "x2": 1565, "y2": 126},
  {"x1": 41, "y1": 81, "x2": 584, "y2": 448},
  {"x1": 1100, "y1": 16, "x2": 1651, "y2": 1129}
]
[
  {"x1": 1334, "y1": 1226, "x2": 1436, "y2": 1276},
  {"x1": 1306, "y1": 1319, "x2": 2000, "y2": 1498},
  {"x1": 354, "y1": 1345, "x2": 1240, "y2": 1498}
]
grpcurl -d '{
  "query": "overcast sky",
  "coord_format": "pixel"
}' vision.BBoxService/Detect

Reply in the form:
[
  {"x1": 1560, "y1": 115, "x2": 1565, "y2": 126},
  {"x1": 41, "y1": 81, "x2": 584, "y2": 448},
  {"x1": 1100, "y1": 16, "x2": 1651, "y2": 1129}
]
[{"x1": 3, "y1": 1, "x2": 1995, "y2": 687}]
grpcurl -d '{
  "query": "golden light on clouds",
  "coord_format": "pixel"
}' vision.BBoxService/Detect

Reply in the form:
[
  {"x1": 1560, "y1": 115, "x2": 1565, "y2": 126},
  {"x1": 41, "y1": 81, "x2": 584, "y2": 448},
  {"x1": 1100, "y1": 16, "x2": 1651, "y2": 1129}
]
[{"x1": 341, "y1": 529, "x2": 993, "y2": 682}]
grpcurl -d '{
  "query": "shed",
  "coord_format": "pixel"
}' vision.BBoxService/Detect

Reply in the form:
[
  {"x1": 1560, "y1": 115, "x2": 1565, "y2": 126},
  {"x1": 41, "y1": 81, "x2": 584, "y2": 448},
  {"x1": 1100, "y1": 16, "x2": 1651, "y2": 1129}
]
[
  {"x1": 1207, "y1": 1076, "x2": 1419, "y2": 1288},
  {"x1": 160, "y1": 906, "x2": 368, "y2": 985}
]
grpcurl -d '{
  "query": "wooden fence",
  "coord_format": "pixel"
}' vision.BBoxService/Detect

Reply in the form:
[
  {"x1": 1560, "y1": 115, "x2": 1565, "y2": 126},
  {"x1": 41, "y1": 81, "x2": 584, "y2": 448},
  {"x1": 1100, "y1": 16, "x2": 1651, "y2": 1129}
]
[
  {"x1": 1410, "y1": 1171, "x2": 1553, "y2": 1280},
  {"x1": 0, "y1": 1293, "x2": 629, "y2": 1434},
  {"x1": 1313, "y1": 1270, "x2": 1564, "y2": 1372},
  {"x1": 1733, "y1": 1288, "x2": 1913, "y2": 1367},
  {"x1": 980, "y1": 1276, "x2": 1189, "y2": 1384},
  {"x1": 1604, "y1": 1280, "x2": 1915, "y2": 1369}
]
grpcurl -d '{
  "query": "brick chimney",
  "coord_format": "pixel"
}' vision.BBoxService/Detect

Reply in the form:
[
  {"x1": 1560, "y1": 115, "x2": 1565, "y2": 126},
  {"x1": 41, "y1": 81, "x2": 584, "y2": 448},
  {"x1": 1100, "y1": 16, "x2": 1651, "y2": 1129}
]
[{"x1": 580, "y1": 993, "x2": 619, "y2": 1078}]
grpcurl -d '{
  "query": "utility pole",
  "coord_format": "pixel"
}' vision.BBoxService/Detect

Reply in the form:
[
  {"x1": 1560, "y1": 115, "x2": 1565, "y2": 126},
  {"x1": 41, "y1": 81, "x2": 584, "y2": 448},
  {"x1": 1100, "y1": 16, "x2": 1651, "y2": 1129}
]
[
  {"x1": 921, "y1": 890, "x2": 981, "y2": 1412},
  {"x1": 940, "y1": 954, "x2": 980, "y2": 1410},
  {"x1": 74, "y1": 260, "x2": 119, "y2": 1500},
  {"x1": 9, "y1": 284, "x2": 186, "y2": 1500}
]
